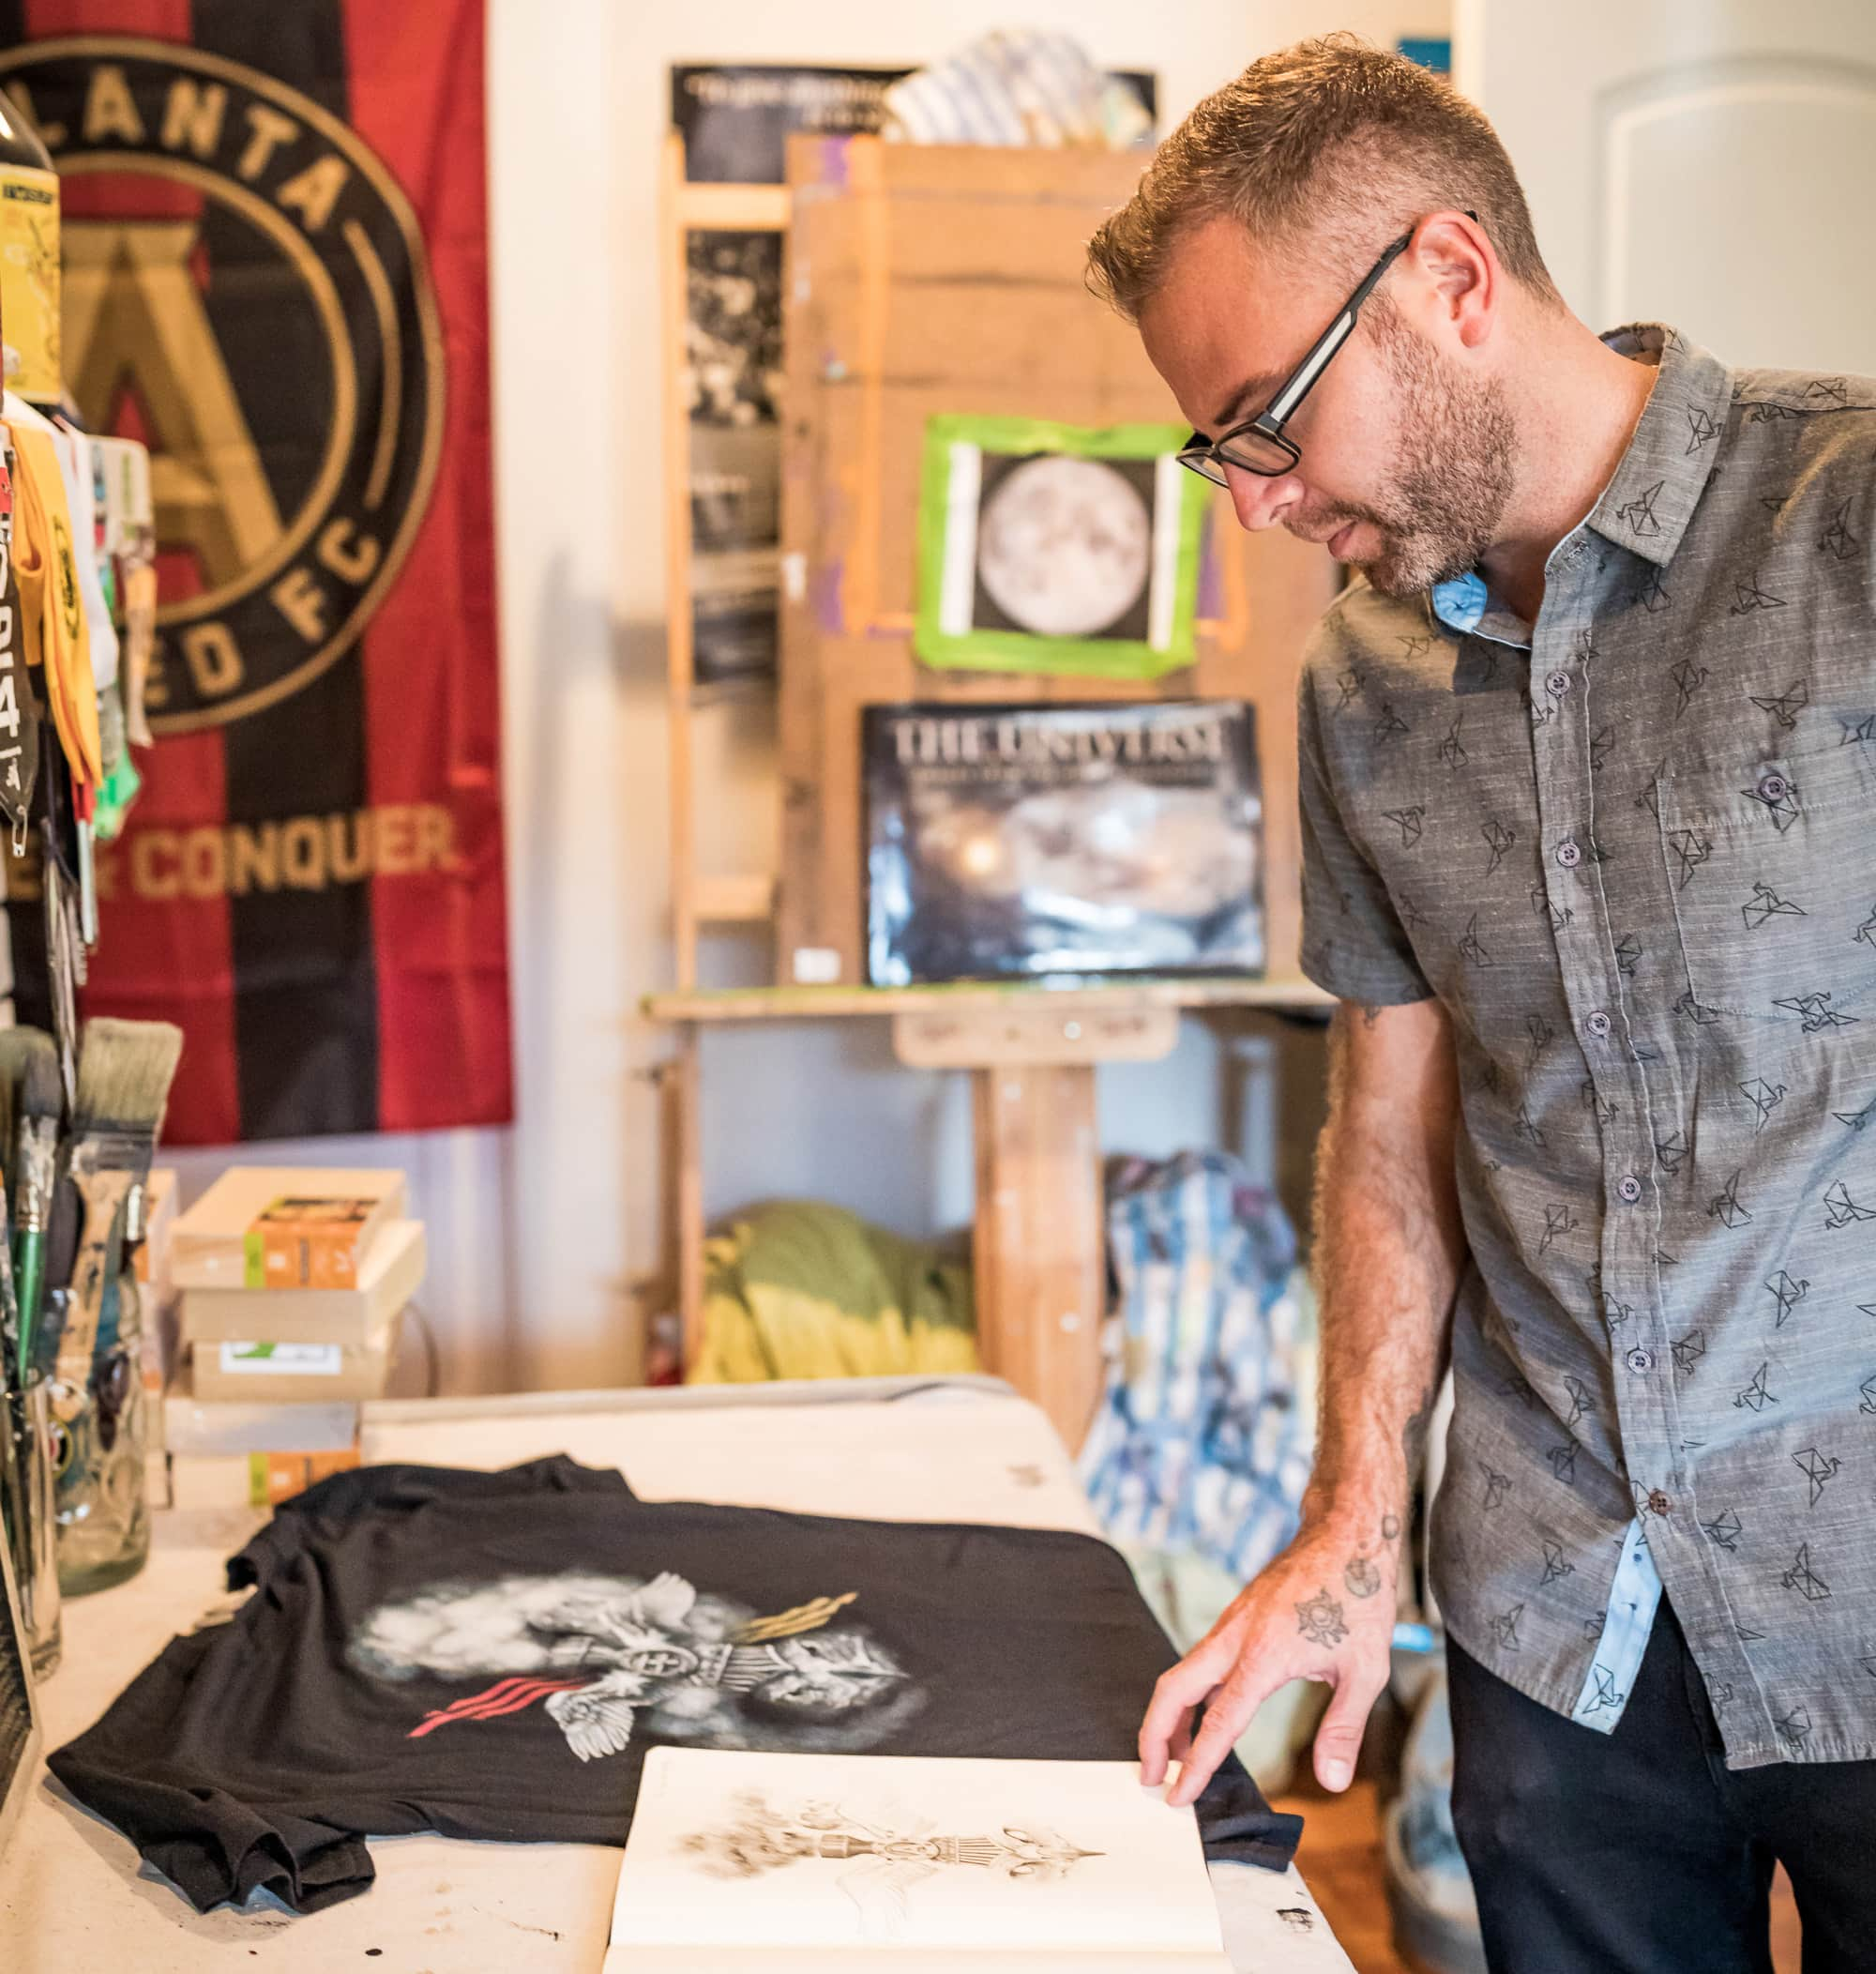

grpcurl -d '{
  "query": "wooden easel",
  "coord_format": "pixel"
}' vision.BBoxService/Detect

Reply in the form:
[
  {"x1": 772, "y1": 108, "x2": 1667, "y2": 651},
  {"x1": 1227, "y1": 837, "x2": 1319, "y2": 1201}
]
[{"x1": 651, "y1": 134, "x2": 1334, "y2": 1448}]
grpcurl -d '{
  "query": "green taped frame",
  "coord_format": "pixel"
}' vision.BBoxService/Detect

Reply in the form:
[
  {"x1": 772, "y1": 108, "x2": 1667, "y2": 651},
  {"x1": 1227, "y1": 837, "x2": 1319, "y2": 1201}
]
[{"x1": 914, "y1": 413, "x2": 1206, "y2": 679}]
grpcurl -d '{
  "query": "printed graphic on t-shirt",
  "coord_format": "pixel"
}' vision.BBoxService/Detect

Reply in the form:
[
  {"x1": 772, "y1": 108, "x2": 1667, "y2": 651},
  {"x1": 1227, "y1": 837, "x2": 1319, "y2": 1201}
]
[{"x1": 350, "y1": 1570, "x2": 919, "y2": 1762}]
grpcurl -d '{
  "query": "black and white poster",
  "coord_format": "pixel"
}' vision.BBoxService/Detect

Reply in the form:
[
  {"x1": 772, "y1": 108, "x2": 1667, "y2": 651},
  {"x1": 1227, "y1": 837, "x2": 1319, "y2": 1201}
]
[{"x1": 683, "y1": 229, "x2": 788, "y2": 686}]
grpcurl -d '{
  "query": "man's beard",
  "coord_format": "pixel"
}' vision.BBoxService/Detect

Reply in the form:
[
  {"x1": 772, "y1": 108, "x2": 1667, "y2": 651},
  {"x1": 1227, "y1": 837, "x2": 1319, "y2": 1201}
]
[{"x1": 1327, "y1": 307, "x2": 1517, "y2": 599}]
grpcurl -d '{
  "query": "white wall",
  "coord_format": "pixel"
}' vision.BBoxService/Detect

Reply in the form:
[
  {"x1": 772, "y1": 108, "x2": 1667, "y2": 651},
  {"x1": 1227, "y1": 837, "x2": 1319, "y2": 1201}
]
[{"x1": 166, "y1": 2, "x2": 1445, "y2": 1393}]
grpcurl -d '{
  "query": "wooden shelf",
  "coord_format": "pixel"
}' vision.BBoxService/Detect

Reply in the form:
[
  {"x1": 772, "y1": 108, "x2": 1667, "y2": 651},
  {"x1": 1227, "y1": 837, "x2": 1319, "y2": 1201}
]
[{"x1": 643, "y1": 976, "x2": 1333, "y2": 1025}]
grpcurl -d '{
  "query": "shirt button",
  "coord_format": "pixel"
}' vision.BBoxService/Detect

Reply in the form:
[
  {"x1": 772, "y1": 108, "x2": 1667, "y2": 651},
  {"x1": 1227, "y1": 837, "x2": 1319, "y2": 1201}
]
[
  {"x1": 1647, "y1": 1490, "x2": 1672, "y2": 1516},
  {"x1": 1547, "y1": 670, "x2": 1570, "y2": 696},
  {"x1": 1586, "y1": 1010, "x2": 1612, "y2": 1039},
  {"x1": 1556, "y1": 839, "x2": 1582, "y2": 868},
  {"x1": 1617, "y1": 1174, "x2": 1642, "y2": 1203},
  {"x1": 1757, "y1": 772, "x2": 1789, "y2": 802},
  {"x1": 1626, "y1": 1347, "x2": 1655, "y2": 1374}
]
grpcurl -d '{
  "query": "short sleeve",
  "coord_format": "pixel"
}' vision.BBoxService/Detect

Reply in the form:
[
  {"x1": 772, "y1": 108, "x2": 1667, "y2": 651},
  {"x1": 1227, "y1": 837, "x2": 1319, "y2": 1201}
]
[
  {"x1": 1295, "y1": 655, "x2": 1434, "y2": 1006},
  {"x1": 46, "y1": 1631, "x2": 377, "y2": 1914}
]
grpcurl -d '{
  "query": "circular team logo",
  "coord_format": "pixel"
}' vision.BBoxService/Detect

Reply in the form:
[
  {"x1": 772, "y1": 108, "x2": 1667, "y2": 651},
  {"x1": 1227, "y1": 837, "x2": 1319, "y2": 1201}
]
[{"x1": 0, "y1": 38, "x2": 445, "y2": 731}]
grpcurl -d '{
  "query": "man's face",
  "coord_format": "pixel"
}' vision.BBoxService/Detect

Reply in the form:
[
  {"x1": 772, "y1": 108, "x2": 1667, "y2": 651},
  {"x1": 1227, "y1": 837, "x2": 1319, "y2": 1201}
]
[{"x1": 1138, "y1": 216, "x2": 1515, "y2": 597}]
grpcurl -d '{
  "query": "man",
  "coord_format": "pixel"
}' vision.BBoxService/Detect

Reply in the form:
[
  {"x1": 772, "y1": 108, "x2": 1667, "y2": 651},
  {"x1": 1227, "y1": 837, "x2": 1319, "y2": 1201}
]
[{"x1": 1087, "y1": 33, "x2": 1876, "y2": 1974}]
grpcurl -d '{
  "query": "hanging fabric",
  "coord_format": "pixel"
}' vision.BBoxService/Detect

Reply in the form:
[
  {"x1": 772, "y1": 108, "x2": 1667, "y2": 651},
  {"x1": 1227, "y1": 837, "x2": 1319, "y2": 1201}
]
[
  {"x1": 0, "y1": 428, "x2": 42, "y2": 835},
  {"x1": 5, "y1": 419, "x2": 98, "y2": 793}
]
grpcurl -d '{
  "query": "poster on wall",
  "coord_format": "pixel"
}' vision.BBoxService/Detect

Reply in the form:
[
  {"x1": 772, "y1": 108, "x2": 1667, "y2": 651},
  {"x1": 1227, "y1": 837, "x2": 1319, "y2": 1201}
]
[
  {"x1": 0, "y1": 2, "x2": 513, "y2": 1146},
  {"x1": 865, "y1": 700, "x2": 1264, "y2": 987},
  {"x1": 1396, "y1": 38, "x2": 1453, "y2": 73},
  {"x1": 670, "y1": 63, "x2": 1159, "y2": 687},
  {"x1": 671, "y1": 64, "x2": 913, "y2": 185}
]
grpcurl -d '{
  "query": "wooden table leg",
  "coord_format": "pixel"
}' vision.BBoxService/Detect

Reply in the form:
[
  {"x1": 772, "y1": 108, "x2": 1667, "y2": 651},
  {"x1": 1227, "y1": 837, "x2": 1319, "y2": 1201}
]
[{"x1": 971, "y1": 1062, "x2": 1105, "y2": 1452}]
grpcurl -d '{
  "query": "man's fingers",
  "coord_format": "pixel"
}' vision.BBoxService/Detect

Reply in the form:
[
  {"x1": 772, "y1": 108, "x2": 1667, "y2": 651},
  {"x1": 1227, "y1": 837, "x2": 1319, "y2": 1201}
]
[
  {"x1": 1138, "y1": 1636, "x2": 1237, "y2": 1784},
  {"x1": 1140, "y1": 1670, "x2": 1216, "y2": 1787},
  {"x1": 1165, "y1": 1666, "x2": 1281, "y2": 1808},
  {"x1": 1167, "y1": 1711, "x2": 1197, "y2": 1764},
  {"x1": 1312, "y1": 1663, "x2": 1386, "y2": 1793}
]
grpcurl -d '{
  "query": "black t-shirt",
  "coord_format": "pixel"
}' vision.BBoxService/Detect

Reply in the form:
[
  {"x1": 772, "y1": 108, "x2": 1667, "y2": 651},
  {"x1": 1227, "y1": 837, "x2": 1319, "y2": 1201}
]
[{"x1": 50, "y1": 1457, "x2": 1301, "y2": 1913}]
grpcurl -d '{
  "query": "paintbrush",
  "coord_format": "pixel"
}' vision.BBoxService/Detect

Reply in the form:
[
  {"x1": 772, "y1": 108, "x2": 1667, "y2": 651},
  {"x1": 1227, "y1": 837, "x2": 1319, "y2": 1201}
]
[
  {"x1": 48, "y1": 1019, "x2": 181, "y2": 1427},
  {"x1": 0, "y1": 1034, "x2": 52, "y2": 1663},
  {"x1": 1, "y1": 1030, "x2": 58, "y2": 1388},
  {"x1": 0, "y1": 1040, "x2": 23, "y2": 1574},
  {"x1": 0, "y1": 1035, "x2": 22, "y2": 1393},
  {"x1": 0, "y1": 1033, "x2": 18, "y2": 1203}
]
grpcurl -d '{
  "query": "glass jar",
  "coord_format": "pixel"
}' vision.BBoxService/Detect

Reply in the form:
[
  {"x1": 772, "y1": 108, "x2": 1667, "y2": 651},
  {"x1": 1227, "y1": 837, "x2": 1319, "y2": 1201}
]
[
  {"x1": 53, "y1": 1269, "x2": 149, "y2": 1597},
  {"x1": 4, "y1": 1371, "x2": 62, "y2": 1674}
]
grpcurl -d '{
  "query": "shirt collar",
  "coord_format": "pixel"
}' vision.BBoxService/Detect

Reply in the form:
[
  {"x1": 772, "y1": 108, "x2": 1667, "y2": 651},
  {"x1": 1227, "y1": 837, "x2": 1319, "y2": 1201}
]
[
  {"x1": 1584, "y1": 323, "x2": 1732, "y2": 568},
  {"x1": 1428, "y1": 323, "x2": 1733, "y2": 637}
]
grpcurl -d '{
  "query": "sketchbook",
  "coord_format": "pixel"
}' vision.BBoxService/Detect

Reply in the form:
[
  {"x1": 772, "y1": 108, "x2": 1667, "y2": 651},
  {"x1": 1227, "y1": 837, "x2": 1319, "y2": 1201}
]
[{"x1": 603, "y1": 1749, "x2": 1233, "y2": 1972}]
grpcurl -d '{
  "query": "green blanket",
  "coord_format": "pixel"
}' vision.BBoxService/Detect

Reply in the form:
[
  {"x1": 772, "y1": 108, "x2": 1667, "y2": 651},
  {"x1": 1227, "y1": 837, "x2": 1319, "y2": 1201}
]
[{"x1": 692, "y1": 1200, "x2": 978, "y2": 1384}]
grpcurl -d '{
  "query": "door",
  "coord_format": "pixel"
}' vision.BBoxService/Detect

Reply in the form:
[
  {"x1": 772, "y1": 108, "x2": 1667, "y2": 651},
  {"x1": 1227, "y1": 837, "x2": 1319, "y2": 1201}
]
[{"x1": 1456, "y1": 1, "x2": 1876, "y2": 372}]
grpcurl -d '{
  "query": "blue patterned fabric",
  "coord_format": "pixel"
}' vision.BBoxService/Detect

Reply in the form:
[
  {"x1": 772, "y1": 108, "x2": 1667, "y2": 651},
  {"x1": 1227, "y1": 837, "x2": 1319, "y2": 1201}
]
[{"x1": 1080, "y1": 1151, "x2": 1314, "y2": 1579}]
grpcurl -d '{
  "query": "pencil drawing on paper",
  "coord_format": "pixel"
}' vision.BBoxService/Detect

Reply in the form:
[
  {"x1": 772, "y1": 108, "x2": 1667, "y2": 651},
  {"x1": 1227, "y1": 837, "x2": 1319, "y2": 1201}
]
[{"x1": 679, "y1": 1786, "x2": 1104, "y2": 1939}]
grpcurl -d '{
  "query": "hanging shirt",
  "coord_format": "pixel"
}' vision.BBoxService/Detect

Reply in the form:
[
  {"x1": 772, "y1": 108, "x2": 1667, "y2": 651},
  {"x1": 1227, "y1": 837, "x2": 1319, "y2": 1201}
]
[
  {"x1": 1297, "y1": 324, "x2": 1876, "y2": 1769},
  {"x1": 48, "y1": 1455, "x2": 1299, "y2": 1915}
]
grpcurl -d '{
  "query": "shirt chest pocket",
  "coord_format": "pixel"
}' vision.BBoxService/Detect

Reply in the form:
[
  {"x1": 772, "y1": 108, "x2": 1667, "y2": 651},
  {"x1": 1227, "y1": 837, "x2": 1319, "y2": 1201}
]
[{"x1": 1657, "y1": 741, "x2": 1876, "y2": 1027}]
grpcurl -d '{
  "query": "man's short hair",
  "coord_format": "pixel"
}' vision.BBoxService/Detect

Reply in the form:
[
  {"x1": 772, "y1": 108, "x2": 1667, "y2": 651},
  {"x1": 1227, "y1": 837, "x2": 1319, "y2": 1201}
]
[{"x1": 1086, "y1": 34, "x2": 1561, "y2": 324}]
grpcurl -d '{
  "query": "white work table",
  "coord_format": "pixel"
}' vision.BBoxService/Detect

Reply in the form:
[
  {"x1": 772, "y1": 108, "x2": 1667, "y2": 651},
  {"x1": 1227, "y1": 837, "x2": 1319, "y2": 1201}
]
[{"x1": 1, "y1": 1376, "x2": 1352, "y2": 1972}]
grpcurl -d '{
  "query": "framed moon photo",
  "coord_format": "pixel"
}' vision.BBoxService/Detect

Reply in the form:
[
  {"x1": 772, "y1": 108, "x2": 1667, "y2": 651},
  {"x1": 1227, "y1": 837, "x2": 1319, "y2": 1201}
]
[{"x1": 914, "y1": 416, "x2": 1208, "y2": 679}]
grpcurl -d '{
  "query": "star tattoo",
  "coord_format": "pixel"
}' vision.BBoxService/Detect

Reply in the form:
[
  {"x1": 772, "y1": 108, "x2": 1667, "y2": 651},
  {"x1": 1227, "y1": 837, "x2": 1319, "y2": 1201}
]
[{"x1": 1295, "y1": 1588, "x2": 1350, "y2": 1648}]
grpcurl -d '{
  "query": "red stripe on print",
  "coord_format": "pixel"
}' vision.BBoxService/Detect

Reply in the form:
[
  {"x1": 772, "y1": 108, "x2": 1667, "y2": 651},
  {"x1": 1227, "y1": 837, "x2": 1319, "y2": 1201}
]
[{"x1": 407, "y1": 1676, "x2": 587, "y2": 1739}]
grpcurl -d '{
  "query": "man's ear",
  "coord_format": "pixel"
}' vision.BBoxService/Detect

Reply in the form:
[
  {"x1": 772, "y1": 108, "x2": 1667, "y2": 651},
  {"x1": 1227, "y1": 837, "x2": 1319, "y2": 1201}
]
[{"x1": 1412, "y1": 210, "x2": 1495, "y2": 351}]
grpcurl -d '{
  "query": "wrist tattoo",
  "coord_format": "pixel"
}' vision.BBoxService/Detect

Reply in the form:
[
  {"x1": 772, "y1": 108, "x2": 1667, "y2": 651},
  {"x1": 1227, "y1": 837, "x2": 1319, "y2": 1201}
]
[
  {"x1": 1296, "y1": 1587, "x2": 1350, "y2": 1647},
  {"x1": 1344, "y1": 1554, "x2": 1384, "y2": 1599},
  {"x1": 1381, "y1": 1511, "x2": 1403, "y2": 1542}
]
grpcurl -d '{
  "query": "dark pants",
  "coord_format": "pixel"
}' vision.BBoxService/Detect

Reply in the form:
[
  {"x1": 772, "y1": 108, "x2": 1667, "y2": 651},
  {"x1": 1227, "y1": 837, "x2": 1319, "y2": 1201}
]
[{"x1": 1447, "y1": 1599, "x2": 1876, "y2": 1973}]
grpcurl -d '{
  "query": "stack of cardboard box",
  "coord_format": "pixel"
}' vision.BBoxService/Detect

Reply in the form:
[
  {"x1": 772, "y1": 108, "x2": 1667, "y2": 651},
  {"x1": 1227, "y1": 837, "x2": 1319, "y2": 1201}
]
[{"x1": 173, "y1": 1167, "x2": 425, "y2": 1403}]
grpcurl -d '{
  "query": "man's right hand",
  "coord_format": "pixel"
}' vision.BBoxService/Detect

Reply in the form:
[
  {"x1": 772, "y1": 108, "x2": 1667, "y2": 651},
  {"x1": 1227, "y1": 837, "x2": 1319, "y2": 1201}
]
[
  {"x1": 1141, "y1": 1513, "x2": 1399, "y2": 1808},
  {"x1": 1140, "y1": 997, "x2": 1458, "y2": 1810}
]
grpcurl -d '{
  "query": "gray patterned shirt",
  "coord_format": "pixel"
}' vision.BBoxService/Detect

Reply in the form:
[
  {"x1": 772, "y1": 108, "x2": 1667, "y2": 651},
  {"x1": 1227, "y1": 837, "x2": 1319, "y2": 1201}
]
[{"x1": 1296, "y1": 325, "x2": 1876, "y2": 1769}]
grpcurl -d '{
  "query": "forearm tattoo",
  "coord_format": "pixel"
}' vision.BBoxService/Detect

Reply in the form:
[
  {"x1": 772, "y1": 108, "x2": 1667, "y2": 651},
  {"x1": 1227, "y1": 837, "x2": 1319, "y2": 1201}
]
[{"x1": 1296, "y1": 1587, "x2": 1350, "y2": 1647}]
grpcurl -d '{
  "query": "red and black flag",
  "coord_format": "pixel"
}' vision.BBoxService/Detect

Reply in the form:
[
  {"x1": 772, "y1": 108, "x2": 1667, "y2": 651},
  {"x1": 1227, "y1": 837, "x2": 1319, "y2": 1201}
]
[{"x1": 0, "y1": 0, "x2": 511, "y2": 1143}]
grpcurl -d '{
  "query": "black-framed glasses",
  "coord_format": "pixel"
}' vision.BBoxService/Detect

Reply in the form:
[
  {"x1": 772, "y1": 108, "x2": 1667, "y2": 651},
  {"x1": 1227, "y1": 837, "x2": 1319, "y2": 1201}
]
[{"x1": 1177, "y1": 210, "x2": 1478, "y2": 484}]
